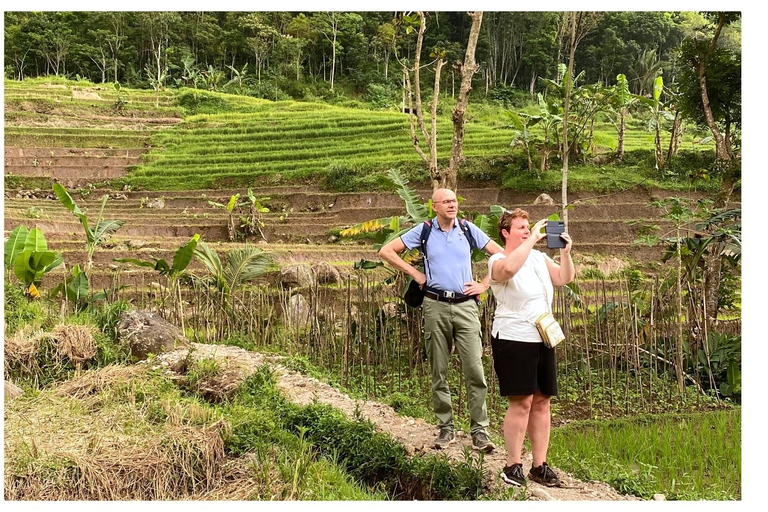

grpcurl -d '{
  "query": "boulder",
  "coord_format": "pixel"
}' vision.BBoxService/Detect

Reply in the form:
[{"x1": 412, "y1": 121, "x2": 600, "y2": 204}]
[
  {"x1": 279, "y1": 264, "x2": 314, "y2": 289},
  {"x1": 534, "y1": 193, "x2": 555, "y2": 205},
  {"x1": 5, "y1": 380, "x2": 23, "y2": 400},
  {"x1": 312, "y1": 262, "x2": 341, "y2": 285},
  {"x1": 285, "y1": 294, "x2": 311, "y2": 329},
  {"x1": 116, "y1": 310, "x2": 189, "y2": 361}
]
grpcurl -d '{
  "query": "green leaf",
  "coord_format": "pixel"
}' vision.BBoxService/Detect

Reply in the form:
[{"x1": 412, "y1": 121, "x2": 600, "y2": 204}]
[
  {"x1": 354, "y1": 259, "x2": 383, "y2": 270},
  {"x1": 92, "y1": 219, "x2": 126, "y2": 243},
  {"x1": 171, "y1": 234, "x2": 200, "y2": 274},
  {"x1": 24, "y1": 228, "x2": 48, "y2": 252},
  {"x1": 547, "y1": 213, "x2": 561, "y2": 221},
  {"x1": 4, "y1": 225, "x2": 28, "y2": 267},
  {"x1": 113, "y1": 258, "x2": 158, "y2": 268},
  {"x1": 13, "y1": 250, "x2": 36, "y2": 285},
  {"x1": 652, "y1": 76, "x2": 663, "y2": 104},
  {"x1": 43, "y1": 254, "x2": 63, "y2": 273},
  {"x1": 53, "y1": 183, "x2": 85, "y2": 218},
  {"x1": 386, "y1": 169, "x2": 429, "y2": 222}
]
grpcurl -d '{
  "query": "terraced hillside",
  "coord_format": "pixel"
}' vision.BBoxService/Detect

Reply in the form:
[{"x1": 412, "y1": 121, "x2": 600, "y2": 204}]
[
  {"x1": 4, "y1": 79, "x2": 735, "y2": 298},
  {"x1": 125, "y1": 93, "x2": 513, "y2": 190},
  {"x1": 4, "y1": 78, "x2": 181, "y2": 189}
]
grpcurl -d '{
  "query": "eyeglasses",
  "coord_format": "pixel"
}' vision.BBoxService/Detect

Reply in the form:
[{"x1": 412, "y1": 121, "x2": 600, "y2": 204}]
[{"x1": 436, "y1": 199, "x2": 458, "y2": 205}]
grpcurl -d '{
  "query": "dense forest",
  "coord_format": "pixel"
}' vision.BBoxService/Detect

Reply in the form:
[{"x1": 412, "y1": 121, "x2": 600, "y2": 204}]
[{"x1": 4, "y1": 11, "x2": 741, "y2": 100}]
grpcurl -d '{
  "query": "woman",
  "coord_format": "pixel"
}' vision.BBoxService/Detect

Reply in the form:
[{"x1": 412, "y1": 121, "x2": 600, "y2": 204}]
[{"x1": 488, "y1": 208, "x2": 575, "y2": 487}]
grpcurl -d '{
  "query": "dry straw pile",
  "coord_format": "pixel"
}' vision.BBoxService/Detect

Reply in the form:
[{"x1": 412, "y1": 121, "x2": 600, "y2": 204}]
[{"x1": 4, "y1": 364, "x2": 241, "y2": 500}]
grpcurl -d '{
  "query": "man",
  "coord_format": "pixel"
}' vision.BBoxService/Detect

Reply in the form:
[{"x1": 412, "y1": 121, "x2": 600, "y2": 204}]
[{"x1": 379, "y1": 188, "x2": 503, "y2": 451}]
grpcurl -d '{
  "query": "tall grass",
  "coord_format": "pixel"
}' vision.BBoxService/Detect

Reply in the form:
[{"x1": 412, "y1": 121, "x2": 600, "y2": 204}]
[{"x1": 548, "y1": 409, "x2": 741, "y2": 500}]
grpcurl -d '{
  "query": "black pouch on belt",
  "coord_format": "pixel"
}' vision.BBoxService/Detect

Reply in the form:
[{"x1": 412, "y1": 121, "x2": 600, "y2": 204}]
[{"x1": 403, "y1": 279, "x2": 425, "y2": 307}]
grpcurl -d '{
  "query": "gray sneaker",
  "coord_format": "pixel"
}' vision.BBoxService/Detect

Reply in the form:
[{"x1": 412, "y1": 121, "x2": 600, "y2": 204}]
[
  {"x1": 471, "y1": 431, "x2": 496, "y2": 452},
  {"x1": 432, "y1": 428, "x2": 455, "y2": 449}
]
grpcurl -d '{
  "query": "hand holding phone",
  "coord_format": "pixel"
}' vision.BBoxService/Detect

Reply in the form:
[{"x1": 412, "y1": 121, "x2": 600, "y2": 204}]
[{"x1": 545, "y1": 221, "x2": 566, "y2": 249}]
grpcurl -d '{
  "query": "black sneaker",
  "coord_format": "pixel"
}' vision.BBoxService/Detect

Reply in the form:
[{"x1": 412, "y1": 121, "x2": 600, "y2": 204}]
[
  {"x1": 471, "y1": 431, "x2": 496, "y2": 452},
  {"x1": 432, "y1": 428, "x2": 455, "y2": 449},
  {"x1": 528, "y1": 462, "x2": 560, "y2": 487},
  {"x1": 500, "y1": 463, "x2": 526, "y2": 486}
]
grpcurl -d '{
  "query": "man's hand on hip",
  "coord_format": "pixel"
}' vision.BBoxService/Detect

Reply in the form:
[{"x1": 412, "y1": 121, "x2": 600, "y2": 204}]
[{"x1": 463, "y1": 280, "x2": 487, "y2": 296}]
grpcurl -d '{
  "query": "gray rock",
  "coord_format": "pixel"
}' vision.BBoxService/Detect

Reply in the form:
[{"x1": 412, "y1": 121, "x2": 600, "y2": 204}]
[
  {"x1": 5, "y1": 380, "x2": 23, "y2": 400},
  {"x1": 279, "y1": 264, "x2": 314, "y2": 289},
  {"x1": 127, "y1": 239, "x2": 148, "y2": 249},
  {"x1": 534, "y1": 193, "x2": 555, "y2": 205},
  {"x1": 146, "y1": 199, "x2": 165, "y2": 209},
  {"x1": 312, "y1": 262, "x2": 341, "y2": 285},
  {"x1": 285, "y1": 294, "x2": 311, "y2": 329},
  {"x1": 652, "y1": 494, "x2": 666, "y2": 501},
  {"x1": 116, "y1": 310, "x2": 189, "y2": 361}
]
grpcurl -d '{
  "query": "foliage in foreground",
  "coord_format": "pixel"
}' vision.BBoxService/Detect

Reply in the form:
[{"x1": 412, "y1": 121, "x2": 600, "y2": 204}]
[
  {"x1": 229, "y1": 367, "x2": 488, "y2": 500},
  {"x1": 548, "y1": 409, "x2": 741, "y2": 500}
]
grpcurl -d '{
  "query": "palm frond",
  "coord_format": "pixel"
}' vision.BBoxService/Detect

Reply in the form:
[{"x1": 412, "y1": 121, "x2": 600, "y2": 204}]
[
  {"x1": 223, "y1": 244, "x2": 273, "y2": 289},
  {"x1": 386, "y1": 169, "x2": 430, "y2": 222}
]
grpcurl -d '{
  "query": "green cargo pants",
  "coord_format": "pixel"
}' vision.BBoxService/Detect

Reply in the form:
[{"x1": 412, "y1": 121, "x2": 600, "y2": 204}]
[{"x1": 422, "y1": 297, "x2": 489, "y2": 434}]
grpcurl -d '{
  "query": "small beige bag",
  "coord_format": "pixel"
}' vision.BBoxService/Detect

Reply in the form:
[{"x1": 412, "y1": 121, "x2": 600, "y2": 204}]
[{"x1": 535, "y1": 311, "x2": 565, "y2": 348}]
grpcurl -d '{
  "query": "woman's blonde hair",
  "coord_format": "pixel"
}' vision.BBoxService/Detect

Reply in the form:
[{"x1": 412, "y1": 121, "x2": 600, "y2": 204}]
[{"x1": 498, "y1": 208, "x2": 529, "y2": 242}]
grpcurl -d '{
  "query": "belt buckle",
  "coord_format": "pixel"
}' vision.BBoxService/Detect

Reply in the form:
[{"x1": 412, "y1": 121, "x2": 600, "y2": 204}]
[{"x1": 443, "y1": 291, "x2": 455, "y2": 299}]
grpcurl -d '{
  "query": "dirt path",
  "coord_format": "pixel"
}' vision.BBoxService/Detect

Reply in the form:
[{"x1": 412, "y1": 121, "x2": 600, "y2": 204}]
[{"x1": 154, "y1": 343, "x2": 640, "y2": 501}]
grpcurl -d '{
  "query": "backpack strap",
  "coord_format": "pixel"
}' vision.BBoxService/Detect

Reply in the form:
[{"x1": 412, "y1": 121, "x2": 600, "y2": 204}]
[
  {"x1": 459, "y1": 219, "x2": 478, "y2": 252},
  {"x1": 420, "y1": 220, "x2": 433, "y2": 280}
]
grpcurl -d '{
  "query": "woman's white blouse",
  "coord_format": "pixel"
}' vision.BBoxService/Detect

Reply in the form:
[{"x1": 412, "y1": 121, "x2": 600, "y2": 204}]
[{"x1": 488, "y1": 249, "x2": 554, "y2": 343}]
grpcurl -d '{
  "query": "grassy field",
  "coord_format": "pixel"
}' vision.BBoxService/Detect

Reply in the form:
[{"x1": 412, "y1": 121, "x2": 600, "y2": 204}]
[{"x1": 548, "y1": 409, "x2": 741, "y2": 500}]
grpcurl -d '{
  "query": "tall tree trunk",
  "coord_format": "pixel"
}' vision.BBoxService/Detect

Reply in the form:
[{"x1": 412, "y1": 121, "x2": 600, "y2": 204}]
[
  {"x1": 617, "y1": 108, "x2": 626, "y2": 160},
  {"x1": 666, "y1": 111, "x2": 682, "y2": 163},
  {"x1": 695, "y1": 12, "x2": 732, "y2": 161},
  {"x1": 675, "y1": 225, "x2": 685, "y2": 394},
  {"x1": 445, "y1": 11, "x2": 483, "y2": 192},
  {"x1": 654, "y1": 118, "x2": 664, "y2": 170},
  {"x1": 330, "y1": 29, "x2": 336, "y2": 91},
  {"x1": 561, "y1": 12, "x2": 577, "y2": 229}
]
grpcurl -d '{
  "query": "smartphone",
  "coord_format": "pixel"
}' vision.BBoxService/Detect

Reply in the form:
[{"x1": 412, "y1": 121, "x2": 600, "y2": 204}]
[{"x1": 545, "y1": 221, "x2": 566, "y2": 249}]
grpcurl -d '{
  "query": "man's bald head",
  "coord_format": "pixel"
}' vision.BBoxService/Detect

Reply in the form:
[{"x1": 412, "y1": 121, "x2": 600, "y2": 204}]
[
  {"x1": 432, "y1": 188, "x2": 456, "y2": 203},
  {"x1": 431, "y1": 188, "x2": 458, "y2": 223}
]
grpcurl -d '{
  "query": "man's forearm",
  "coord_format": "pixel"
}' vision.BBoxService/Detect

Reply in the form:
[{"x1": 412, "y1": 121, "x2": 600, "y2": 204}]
[{"x1": 379, "y1": 247, "x2": 421, "y2": 279}]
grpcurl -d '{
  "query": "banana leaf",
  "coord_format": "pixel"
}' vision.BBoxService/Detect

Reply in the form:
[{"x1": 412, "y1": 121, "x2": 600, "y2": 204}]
[
  {"x1": 24, "y1": 228, "x2": 48, "y2": 252},
  {"x1": 171, "y1": 234, "x2": 200, "y2": 274},
  {"x1": 4, "y1": 225, "x2": 28, "y2": 267}
]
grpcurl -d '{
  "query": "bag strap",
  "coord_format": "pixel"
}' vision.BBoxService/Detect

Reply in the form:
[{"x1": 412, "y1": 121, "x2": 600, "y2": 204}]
[
  {"x1": 530, "y1": 253, "x2": 553, "y2": 315},
  {"x1": 459, "y1": 219, "x2": 478, "y2": 252},
  {"x1": 420, "y1": 220, "x2": 433, "y2": 280}
]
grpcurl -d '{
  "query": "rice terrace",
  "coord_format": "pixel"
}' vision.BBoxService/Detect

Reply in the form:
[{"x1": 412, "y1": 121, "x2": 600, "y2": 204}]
[{"x1": 4, "y1": 11, "x2": 741, "y2": 501}]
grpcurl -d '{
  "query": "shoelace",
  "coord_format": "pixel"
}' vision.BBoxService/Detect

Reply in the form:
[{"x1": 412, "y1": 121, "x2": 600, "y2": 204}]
[{"x1": 542, "y1": 464, "x2": 556, "y2": 479}]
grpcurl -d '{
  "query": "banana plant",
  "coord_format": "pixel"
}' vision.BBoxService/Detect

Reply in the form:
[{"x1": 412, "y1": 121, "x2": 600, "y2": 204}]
[
  {"x1": 115, "y1": 234, "x2": 200, "y2": 330},
  {"x1": 50, "y1": 264, "x2": 105, "y2": 312},
  {"x1": 5, "y1": 226, "x2": 63, "y2": 297},
  {"x1": 610, "y1": 74, "x2": 639, "y2": 160},
  {"x1": 53, "y1": 183, "x2": 125, "y2": 280},
  {"x1": 636, "y1": 76, "x2": 675, "y2": 170},
  {"x1": 240, "y1": 189, "x2": 270, "y2": 241},
  {"x1": 504, "y1": 110, "x2": 541, "y2": 174},
  {"x1": 339, "y1": 168, "x2": 432, "y2": 250},
  {"x1": 208, "y1": 193, "x2": 241, "y2": 241}
]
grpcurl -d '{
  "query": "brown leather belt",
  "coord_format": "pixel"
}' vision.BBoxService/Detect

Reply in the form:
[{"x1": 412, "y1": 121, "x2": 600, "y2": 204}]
[{"x1": 424, "y1": 289, "x2": 475, "y2": 304}]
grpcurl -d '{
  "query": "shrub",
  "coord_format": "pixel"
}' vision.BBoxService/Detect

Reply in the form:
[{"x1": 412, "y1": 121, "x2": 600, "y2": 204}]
[{"x1": 322, "y1": 163, "x2": 363, "y2": 192}]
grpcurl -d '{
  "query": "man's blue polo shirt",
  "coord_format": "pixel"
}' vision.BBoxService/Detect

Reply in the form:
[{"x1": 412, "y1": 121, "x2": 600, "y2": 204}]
[{"x1": 400, "y1": 217, "x2": 490, "y2": 294}]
